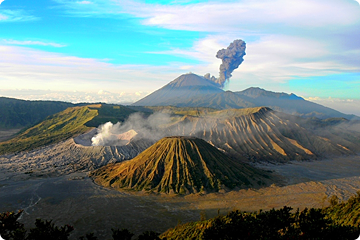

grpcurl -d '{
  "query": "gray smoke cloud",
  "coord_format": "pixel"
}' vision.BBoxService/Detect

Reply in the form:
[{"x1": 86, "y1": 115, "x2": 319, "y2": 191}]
[{"x1": 205, "y1": 39, "x2": 246, "y2": 88}]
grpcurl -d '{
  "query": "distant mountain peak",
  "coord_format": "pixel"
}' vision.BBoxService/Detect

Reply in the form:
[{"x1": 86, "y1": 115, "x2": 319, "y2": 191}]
[
  {"x1": 132, "y1": 72, "x2": 355, "y2": 120},
  {"x1": 132, "y1": 73, "x2": 223, "y2": 107},
  {"x1": 166, "y1": 73, "x2": 221, "y2": 88},
  {"x1": 239, "y1": 87, "x2": 303, "y2": 100}
]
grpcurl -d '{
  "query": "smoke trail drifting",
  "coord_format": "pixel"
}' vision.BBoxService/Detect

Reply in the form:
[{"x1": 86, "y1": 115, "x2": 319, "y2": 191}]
[{"x1": 215, "y1": 39, "x2": 246, "y2": 88}]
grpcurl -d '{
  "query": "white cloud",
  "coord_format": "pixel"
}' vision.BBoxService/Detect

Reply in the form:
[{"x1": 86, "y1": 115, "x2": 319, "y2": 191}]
[
  {"x1": 139, "y1": 0, "x2": 352, "y2": 31},
  {"x1": 3, "y1": 0, "x2": 360, "y2": 104},
  {"x1": 77, "y1": 1, "x2": 92, "y2": 4},
  {"x1": 2, "y1": 39, "x2": 66, "y2": 48},
  {"x1": 62, "y1": 0, "x2": 359, "y2": 31},
  {"x1": 150, "y1": 34, "x2": 360, "y2": 88},
  {"x1": 305, "y1": 96, "x2": 360, "y2": 117},
  {"x1": 0, "y1": 9, "x2": 38, "y2": 22},
  {"x1": 0, "y1": 89, "x2": 148, "y2": 104},
  {"x1": 0, "y1": 13, "x2": 7, "y2": 20},
  {"x1": 0, "y1": 44, "x2": 183, "y2": 94},
  {"x1": 0, "y1": 0, "x2": 4, "y2": 5},
  {"x1": 52, "y1": 0, "x2": 360, "y2": 85}
]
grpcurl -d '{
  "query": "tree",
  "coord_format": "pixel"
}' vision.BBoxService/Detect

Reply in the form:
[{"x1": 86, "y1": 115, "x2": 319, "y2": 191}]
[
  {"x1": 26, "y1": 219, "x2": 73, "y2": 240},
  {"x1": 111, "y1": 228, "x2": 134, "y2": 240},
  {"x1": 0, "y1": 210, "x2": 26, "y2": 240},
  {"x1": 78, "y1": 232, "x2": 97, "y2": 240},
  {"x1": 137, "y1": 231, "x2": 160, "y2": 240}
]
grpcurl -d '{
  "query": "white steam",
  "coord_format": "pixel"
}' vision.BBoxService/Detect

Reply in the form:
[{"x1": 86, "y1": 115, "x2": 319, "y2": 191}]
[
  {"x1": 91, "y1": 112, "x2": 175, "y2": 146},
  {"x1": 91, "y1": 122, "x2": 122, "y2": 146}
]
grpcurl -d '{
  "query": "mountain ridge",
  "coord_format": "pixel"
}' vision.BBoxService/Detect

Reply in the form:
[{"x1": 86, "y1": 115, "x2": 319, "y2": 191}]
[
  {"x1": 0, "y1": 97, "x2": 74, "y2": 129},
  {"x1": 133, "y1": 73, "x2": 358, "y2": 120}
]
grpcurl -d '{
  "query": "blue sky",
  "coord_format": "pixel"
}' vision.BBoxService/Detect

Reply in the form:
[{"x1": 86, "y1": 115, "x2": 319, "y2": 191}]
[{"x1": 0, "y1": 0, "x2": 360, "y2": 116}]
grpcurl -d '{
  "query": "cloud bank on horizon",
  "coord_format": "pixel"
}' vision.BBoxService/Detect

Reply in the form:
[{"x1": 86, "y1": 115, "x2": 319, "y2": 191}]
[{"x1": 0, "y1": 0, "x2": 359, "y2": 115}]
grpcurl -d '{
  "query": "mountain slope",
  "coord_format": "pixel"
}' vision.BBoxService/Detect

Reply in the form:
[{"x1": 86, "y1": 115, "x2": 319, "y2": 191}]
[
  {"x1": 172, "y1": 88, "x2": 356, "y2": 119},
  {"x1": 0, "y1": 97, "x2": 74, "y2": 129},
  {"x1": 90, "y1": 136, "x2": 275, "y2": 194},
  {"x1": 0, "y1": 104, "x2": 138, "y2": 155},
  {"x1": 133, "y1": 73, "x2": 223, "y2": 106},
  {"x1": 0, "y1": 106, "x2": 98, "y2": 155},
  {"x1": 164, "y1": 107, "x2": 357, "y2": 163},
  {"x1": 235, "y1": 87, "x2": 355, "y2": 119},
  {"x1": 132, "y1": 73, "x2": 356, "y2": 119}
]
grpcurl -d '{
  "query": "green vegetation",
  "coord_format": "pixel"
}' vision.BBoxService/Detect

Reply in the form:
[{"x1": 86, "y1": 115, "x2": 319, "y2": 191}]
[
  {"x1": 325, "y1": 192, "x2": 360, "y2": 227},
  {"x1": 90, "y1": 136, "x2": 274, "y2": 194},
  {"x1": 0, "y1": 210, "x2": 159, "y2": 240},
  {"x1": 2, "y1": 192, "x2": 360, "y2": 239},
  {"x1": 143, "y1": 106, "x2": 218, "y2": 117},
  {"x1": 0, "y1": 106, "x2": 98, "y2": 155},
  {"x1": 0, "y1": 97, "x2": 73, "y2": 129},
  {"x1": 160, "y1": 206, "x2": 360, "y2": 240},
  {"x1": 205, "y1": 106, "x2": 270, "y2": 119},
  {"x1": 85, "y1": 104, "x2": 137, "y2": 127},
  {"x1": 0, "y1": 104, "x2": 140, "y2": 155}
]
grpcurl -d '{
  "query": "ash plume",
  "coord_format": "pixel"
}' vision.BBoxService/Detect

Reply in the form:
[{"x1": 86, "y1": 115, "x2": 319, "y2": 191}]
[{"x1": 205, "y1": 39, "x2": 246, "y2": 88}]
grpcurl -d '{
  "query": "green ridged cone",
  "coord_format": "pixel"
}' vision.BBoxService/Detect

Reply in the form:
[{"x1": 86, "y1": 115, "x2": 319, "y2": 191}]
[{"x1": 90, "y1": 136, "x2": 274, "y2": 194}]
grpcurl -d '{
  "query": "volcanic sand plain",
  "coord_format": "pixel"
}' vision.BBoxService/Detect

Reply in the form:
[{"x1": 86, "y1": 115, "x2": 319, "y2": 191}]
[
  {"x1": 0, "y1": 128, "x2": 21, "y2": 142},
  {"x1": 1, "y1": 134, "x2": 360, "y2": 238}
]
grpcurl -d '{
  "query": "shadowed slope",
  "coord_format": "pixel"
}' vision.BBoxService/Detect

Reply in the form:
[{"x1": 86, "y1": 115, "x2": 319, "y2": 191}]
[
  {"x1": 0, "y1": 97, "x2": 74, "y2": 129},
  {"x1": 90, "y1": 136, "x2": 274, "y2": 194},
  {"x1": 132, "y1": 73, "x2": 357, "y2": 119}
]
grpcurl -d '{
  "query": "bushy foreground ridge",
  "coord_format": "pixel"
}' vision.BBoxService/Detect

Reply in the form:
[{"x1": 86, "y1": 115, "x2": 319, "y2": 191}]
[
  {"x1": 0, "y1": 210, "x2": 159, "y2": 240},
  {"x1": 161, "y1": 192, "x2": 360, "y2": 239},
  {"x1": 1, "y1": 193, "x2": 360, "y2": 240}
]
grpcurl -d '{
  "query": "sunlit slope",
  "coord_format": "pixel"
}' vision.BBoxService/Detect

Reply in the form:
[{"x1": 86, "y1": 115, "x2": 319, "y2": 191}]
[
  {"x1": 85, "y1": 104, "x2": 137, "y2": 127},
  {"x1": 90, "y1": 136, "x2": 274, "y2": 194},
  {"x1": 0, "y1": 104, "x2": 138, "y2": 155},
  {"x1": 325, "y1": 192, "x2": 360, "y2": 227},
  {"x1": 0, "y1": 106, "x2": 98, "y2": 155},
  {"x1": 166, "y1": 107, "x2": 355, "y2": 163},
  {"x1": 160, "y1": 194, "x2": 360, "y2": 240}
]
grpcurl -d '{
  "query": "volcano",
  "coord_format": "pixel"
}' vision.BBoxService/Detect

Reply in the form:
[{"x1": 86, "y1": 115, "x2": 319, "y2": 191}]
[
  {"x1": 133, "y1": 73, "x2": 223, "y2": 107},
  {"x1": 132, "y1": 73, "x2": 357, "y2": 120},
  {"x1": 90, "y1": 136, "x2": 275, "y2": 194}
]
